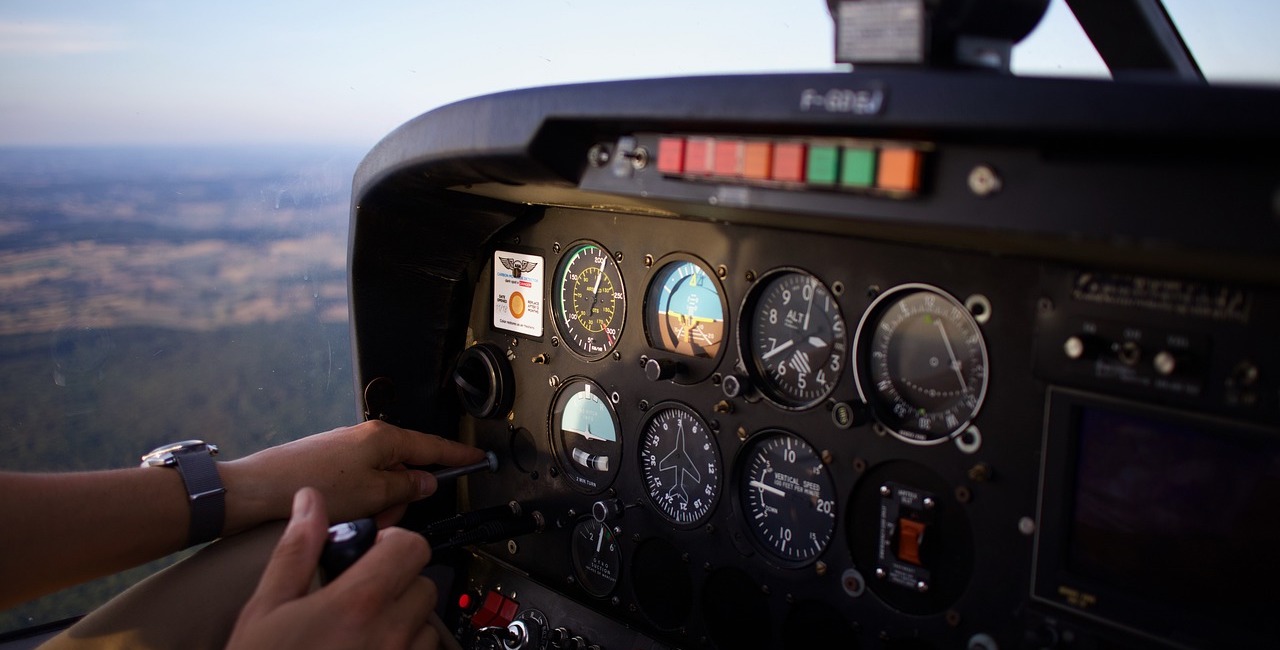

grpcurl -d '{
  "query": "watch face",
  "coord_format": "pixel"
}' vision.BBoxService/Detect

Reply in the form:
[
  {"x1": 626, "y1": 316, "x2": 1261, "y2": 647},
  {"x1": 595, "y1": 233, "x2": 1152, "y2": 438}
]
[{"x1": 141, "y1": 440, "x2": 216, "y2": 466}]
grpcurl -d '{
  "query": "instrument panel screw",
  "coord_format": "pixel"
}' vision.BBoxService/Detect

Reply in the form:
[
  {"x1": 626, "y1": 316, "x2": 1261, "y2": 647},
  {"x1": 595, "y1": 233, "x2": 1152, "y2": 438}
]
[
  {"x1": 820, "y1": 449, "x2": 833, "y2": 465},
  {"x1": 815, "y1": 561, "x2": 828, "y2": 577},
  {"x1": 614, "y1": 251, "x2": 624, "y2": 264},
  {"x1": 507, "y1": 540, "x2": 519, "y2": 555},
  {"x1": 551, "y1": 336, "x2": 559, "y2": 348},
  {"x1": 643, "y1": 254, "x2": 654, "y2": 267},
  {"x1": 548, "y1": 375, "x2": 560, "y2": 388},
  {"x1": 955, "y1": 486, "x2": 973, "y2": 504},
  {"x1": 1018, "y1": 516, "x2": 1036, "y2": 536},
  {"x1": 968, "y1": 164, "x2": 1002, "y2": 196},
  {"x1": 923, "y1": 497, "x2": 936, "y2": 510},
  {"x1": 852, "y1": 457, "x2": 867, "y2": 473},
  {"x1": 716, "y1": 264, "x2": 728, "y2": 279},
  {"x1": 714, "y1": 400, "x2": 733, "y2": 414},
  {"x1": 737, "y1": 426, "x2": 748, "y2": 441},
  {"x1": 612, "y1": 350, "x2": 621, "y2": 361},
  {"x1": 916, "y1": 580, "x2": 929, "y2": 593},
  {"x1": 874, "y1": 568, "x2": 887, "y2": 580},
  {"x1": 553, "y1": 242, "x2": 561, "y2": 254},
  {"x1": 745, "y1": 270, "x2": 756, "y2": 282},
  {"x1": 638, "y1": 400, "x2": 649, "y2": 412},
  {"x1": 611, "y1": 596, "x2": 620, "y2": 606},
  {"x1": 946, "y1": 610, "x2": 962, "y2": 627},
  {"x1": 588, "y1": 144, "x2": 610, "y2": 167},
  {"x1": 879, "y1": 484, "x2": 892, "y2": 497},
  {"x1": 968, "y1": 463, "x2": 992, "y2": 482}
]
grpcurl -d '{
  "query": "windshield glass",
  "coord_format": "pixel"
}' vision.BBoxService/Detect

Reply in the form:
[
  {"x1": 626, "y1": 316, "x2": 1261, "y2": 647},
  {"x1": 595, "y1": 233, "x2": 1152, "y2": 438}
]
[{"x1": 0, "y1": 0, "x2": 1275, "y2": 637}]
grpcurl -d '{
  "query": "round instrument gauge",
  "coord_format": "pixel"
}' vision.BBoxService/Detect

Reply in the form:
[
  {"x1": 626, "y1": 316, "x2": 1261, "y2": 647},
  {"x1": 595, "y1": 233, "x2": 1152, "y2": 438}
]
[
  {"x1": 571, "y1": 518, "x2": 622, "y2": 597},
  {"x1": 645, "y1": 258, "x2": 727, "y2": 360},
  {"x1": 853, "y1": 284, "x2": 989, "y2": 444},
  {"x1": 737, "y1": 431, "x2": 837, "y2": 566},
  {"x1": 553, "y1": 241, "x2": 626, "y2": 359},
  {"x1": 740, "y1": 269, "x2": 847, "y2": 409},
  {"x1": 550, "y1": 378, "x2": 622, "y2": 493},
  {"x1": 639, "y1": 403, "x2": 723, "y2": 527}
]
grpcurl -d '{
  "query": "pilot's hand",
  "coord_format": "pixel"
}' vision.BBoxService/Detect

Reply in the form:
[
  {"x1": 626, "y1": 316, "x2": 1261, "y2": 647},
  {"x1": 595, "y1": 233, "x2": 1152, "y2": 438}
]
[
  {"x1": 222, "y1": 420, "x2": 486, "y2": 533},
  {"x1": 227, "y1": 488, "x2": 440, "y2": 650}
]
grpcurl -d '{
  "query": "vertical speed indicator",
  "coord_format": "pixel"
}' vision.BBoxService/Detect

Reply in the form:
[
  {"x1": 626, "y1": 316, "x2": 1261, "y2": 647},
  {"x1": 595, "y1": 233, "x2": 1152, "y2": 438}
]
[
  {"x1": 554, "y1": 241, "x2": 626, "y2": 359},
  {"x1": 737, "y1": 431, "x2": 837, "y2": 566}
]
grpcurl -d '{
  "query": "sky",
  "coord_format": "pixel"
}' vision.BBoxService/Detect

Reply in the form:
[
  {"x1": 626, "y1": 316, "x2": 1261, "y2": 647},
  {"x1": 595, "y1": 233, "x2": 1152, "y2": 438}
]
[{"x1": 0, "y1": 0, "x2": 1276, "y2": 149}]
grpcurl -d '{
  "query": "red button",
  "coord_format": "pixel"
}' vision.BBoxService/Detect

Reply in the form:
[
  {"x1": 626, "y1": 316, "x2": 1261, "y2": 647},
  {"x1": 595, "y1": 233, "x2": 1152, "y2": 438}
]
[
  {"x1": 713, "y1": 139, "x2": 744, "y2": 177},
  {"x1": 771, "y1": 142, "x2": 806, "y2": 183},
  {"x1": 657, "y1": 137, "x2": 685, "y2": 175},
  {"x1": 684, "y1": 137, "x2": 715, "y2": 175}
]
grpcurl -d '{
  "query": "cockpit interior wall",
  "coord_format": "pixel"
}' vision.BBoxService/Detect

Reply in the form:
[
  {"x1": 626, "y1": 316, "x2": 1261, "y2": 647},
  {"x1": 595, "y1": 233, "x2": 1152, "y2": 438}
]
[{"x1": 348, "y1": 69, "x2": 1279, "y2": 650}]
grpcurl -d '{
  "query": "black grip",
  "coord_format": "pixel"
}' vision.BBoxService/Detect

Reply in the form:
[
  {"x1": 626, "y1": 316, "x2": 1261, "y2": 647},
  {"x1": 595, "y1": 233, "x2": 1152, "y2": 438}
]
[{"x1": 319, "y1": 518, "x2": 377, "y2": 584}]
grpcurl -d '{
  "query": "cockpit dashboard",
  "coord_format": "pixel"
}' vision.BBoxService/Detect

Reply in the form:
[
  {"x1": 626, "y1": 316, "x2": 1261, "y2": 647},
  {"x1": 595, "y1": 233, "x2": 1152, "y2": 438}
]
[{"x1": 348, "y1": 70, "x2": 1280, "y2": 649}]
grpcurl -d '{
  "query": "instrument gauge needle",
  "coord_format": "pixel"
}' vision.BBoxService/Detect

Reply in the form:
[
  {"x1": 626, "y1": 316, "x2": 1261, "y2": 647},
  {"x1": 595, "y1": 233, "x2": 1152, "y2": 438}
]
[
  {"x1": 935, "y1": 320, "x2": 967, "y2": 389},
  {"x1": 750, "y1": 479, "x2": 787, "y2": 497}
]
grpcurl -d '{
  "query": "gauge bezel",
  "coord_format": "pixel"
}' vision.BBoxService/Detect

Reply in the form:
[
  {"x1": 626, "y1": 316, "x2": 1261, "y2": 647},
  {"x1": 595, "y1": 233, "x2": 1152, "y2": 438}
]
[
  {"x1": 852, "y1": 283, "x2": 990, "y2": 445},
  {"x1": 737, "y1": 267, "x2": 848, "y2": 410},
  {"x1": 637, "y1": 401, "x2": 724, "y2": 528},
  {"x1": 642, "y1": 253, "x2": 729, "y2": 384},
  {"x1": 570, "y1": 517, "x2": 622, "y2": 598},
  {"x1": 548, "y1": 376, "x2": 624, "y2": 494},
  {"x1": 551, "y1": 239, "x2": 627, "y2": 361},
  {"x1": 733, "y1": 429, "x2": 838, "y2": 569}
]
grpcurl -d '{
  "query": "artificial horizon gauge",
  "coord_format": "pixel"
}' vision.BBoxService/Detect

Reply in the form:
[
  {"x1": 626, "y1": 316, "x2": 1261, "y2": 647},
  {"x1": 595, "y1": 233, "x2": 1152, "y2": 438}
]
[
  {"x1": 645, "y1": 258, "x2": 727, "y2": 360},
  {"x1": 571, "y1": 518, "x2": 622, "y2": 597},
  {"x1": 639, "y1": 403, "x2": 723, "y2": 527},
  {"x1": 553, "y1": 241, "x2": 626, "y2": 359},
  {"x1": 740, "y1": 269, "x2": 847, "y2": 409},
  {"x1": 550, "y1": 378, "x2": 622, "y2": 493},
  {"x1": 737, "y1": 430, "x2": 837, "y2": 566},
  {"x1": 853, "y1": 284, "x2": 989, "y2": 444}
]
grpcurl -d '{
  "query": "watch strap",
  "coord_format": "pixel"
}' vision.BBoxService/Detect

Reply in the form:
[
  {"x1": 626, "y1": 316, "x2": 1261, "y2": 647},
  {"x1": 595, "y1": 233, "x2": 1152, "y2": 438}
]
[{"x1": 172, "y1": 448, "x2": 226, "y2": 546}]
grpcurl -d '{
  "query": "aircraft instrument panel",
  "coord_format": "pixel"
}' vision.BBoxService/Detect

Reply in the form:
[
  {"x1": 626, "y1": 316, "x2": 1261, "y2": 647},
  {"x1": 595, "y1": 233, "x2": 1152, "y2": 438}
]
[{"x1": 347, "y1": 69, "x2": 1280, "y2": 650}]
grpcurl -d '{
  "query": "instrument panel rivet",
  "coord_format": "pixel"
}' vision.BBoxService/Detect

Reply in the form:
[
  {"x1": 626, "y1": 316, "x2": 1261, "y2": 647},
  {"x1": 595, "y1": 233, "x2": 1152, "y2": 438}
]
[
  {"x1": 815, "y1": 561, "x2": 828, "y2": 577},
  {"x1": 832, "y1": 281, "x2": 845, "y2": 297},
  {"x1": 716, "y1": 264, "x2": 728, "y2": 279},
  {"x1": 968, "y1": 164, "x2": 1002, "y2": 196},
  {"x1": 967, "y1": 463, "x2": 992, "y2": 482},
  {"x1": 1018, "y1": 517, "x2": 1036, "y2": 536},
  {"x1": 852, "y1": 457, "x2": 867, "y2": 473},
  {"x1": 643, "y1": 254, "x2": 654, "y2": 267},
  {"x1": 553, "y1": 242, "x2": 561, "y2": 254},
  {"x1": 638, "y1": 400, "x2": 650, "y2": 411},
  {"x1": 879, "y1": 484, "x2": 892, "y2": 497},
  {"x1": 946, "y1": 610, "x2": 962, "y2": 627},
  {"x1": 737, "y1": 426, "x2": 748, "y2": 441},
  {"x1": 548, "y1": 375, "x2": 560, "y2": 387},
  {"x1": 714, "y1": 400, "x2": 732, "y2": 414},
  {"x1": 916, "y1": 580, "x2": 930, "y2": 593},
  {"x1": 614, "y1": 251, "x2": 624, "y2": 264},
  {"x1": 874, "y1": 568, "x2": 887, "y2": 580},
  {"x1": 955, "y1": 486, "x2": 973, "y2": 504},
  {"x1": 745, "y1": 270, "x2": 756, "y2": 282},
  {"x1": 820, "y1": 449, "x2": 833, "y2": 465},
  {"x1": 507, "y1": 540, "x2": 519, "y2": 555},
  {"x1": 923, "y1": 497, "x2": 937, "y2": 510}
]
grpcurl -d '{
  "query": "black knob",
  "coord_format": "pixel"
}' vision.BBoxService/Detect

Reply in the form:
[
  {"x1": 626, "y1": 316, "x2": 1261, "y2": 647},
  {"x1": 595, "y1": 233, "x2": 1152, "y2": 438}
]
[
  {"x1": 453, "y1": 343, "x2": 515, "y2": 419},
  {"x1": 592, "y1": 498, "x2": 625, "y2": 522},
  {"x1": 644, "y1": 357, "x2": 683, "y2": 381},
  {"x1": 549, "y1": 627, "x2": 571, "y2": 648}
]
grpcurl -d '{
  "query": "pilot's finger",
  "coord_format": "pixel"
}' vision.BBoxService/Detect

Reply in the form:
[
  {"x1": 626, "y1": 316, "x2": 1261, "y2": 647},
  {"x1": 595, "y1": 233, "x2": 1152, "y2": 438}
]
[
  {"x1": 411, "y1": 619, "x2": 441, "y2": 650},
  {"x1": 246, "y1": 488, "x2": 327, "y2": 612},
  {"x1": 334, "y1": 526, "x2": 431, "y2": 599},
  {"x1": 380, "y1": 576, "x2": 437, "y2": 646},
  {"x1": 381, "y1": 426, "x2": 486, "y2": 469}
]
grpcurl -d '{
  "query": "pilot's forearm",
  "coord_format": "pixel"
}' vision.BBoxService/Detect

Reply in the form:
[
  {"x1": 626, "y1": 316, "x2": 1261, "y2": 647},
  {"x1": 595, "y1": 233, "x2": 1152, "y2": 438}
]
[{"x1": 0, "y1": 468, "x2": 192, "y2": 609}]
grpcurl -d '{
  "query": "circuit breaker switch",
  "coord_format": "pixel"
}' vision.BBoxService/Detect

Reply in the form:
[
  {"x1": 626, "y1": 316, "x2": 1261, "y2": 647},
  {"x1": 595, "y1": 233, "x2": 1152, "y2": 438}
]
[{"x1": 897, "y1": 517, "x2": 927, "y2": 565}]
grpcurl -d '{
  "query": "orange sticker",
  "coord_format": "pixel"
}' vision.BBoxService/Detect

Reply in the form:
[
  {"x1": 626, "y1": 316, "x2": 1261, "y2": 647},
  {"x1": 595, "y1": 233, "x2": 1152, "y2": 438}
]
[{"x1": 510, "y1": 291, "x2": 526, "y2": 319}]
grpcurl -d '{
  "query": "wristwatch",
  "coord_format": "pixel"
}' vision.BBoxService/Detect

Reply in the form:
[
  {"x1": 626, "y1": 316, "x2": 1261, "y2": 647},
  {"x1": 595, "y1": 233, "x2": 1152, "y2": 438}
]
[{"x1": 141, "y1": 440, "x2": 226, "y2": 546}]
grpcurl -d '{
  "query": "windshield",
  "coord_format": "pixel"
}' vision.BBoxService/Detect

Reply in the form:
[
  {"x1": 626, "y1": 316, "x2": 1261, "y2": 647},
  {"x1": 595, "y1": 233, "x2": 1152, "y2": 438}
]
[{"x1": 1, "y1": 0, "x2": 1275, "y2": 637}]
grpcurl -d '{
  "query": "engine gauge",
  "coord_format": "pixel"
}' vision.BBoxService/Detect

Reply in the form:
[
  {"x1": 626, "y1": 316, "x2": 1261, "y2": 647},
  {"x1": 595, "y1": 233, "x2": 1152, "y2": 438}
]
[
  {"x1": 853, "y1": 284, "x2": 989, "y2": 444},
  {"x1": 553, "y1": 241, "x2": 626, "y2": 359},
  {"x1": 740, "y1": 269, "x2": 847, "y2": 409},
  {"x1": 639, "y1": 403, "x2": 723, "y2": 527},
  {"x1": 550, "y1": 378, "x2": 622, "y2": 493},
  {"x1": 571, "y1": 518, "x2": 622, "y2": 597},
  {"x1": 645, "y1": 258, "x2": 727, "y2": 360},
  {"x1": 737, "y1": 431, "x2": 837, "y2": 566}
]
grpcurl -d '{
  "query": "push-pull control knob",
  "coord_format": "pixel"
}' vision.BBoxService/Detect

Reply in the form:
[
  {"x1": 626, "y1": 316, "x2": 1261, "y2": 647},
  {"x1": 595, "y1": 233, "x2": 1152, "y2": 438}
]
[
  {"x1": 1063, "y1": 334, "x2": 1105, "y2": 360},
  {"x1": 644, "y1": 357, "x2": 683, "y2": 382},
  {"x1": 501, "y1": 619, "x2": 541, "y2": 650},
  {"x1": 549, "y1": 627, "x2": 571, "y2": 648},
  {"x1": 453, "y1": 343, "x2": 515, "y2": 419}
]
